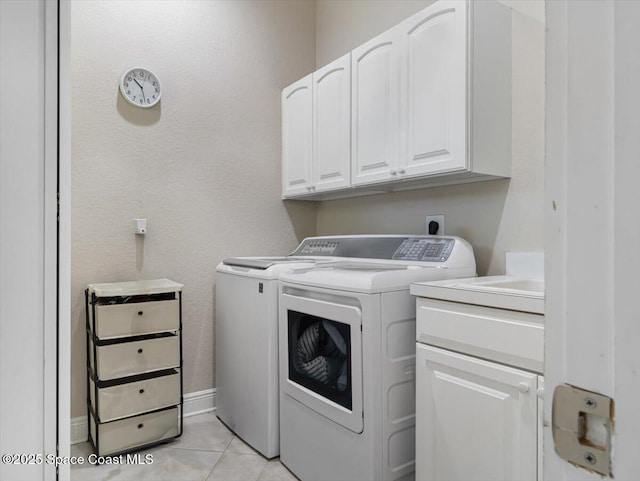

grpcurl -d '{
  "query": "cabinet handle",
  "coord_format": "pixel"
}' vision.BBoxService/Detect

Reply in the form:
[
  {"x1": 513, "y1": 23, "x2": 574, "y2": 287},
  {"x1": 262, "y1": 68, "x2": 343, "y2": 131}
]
[
  {"x1": 398, "y1": 168, "x2": 405, "y2": 174},
  {"x1": 537, "y1": 387, "x2": 545, "y2": 399},
  {"x1": 137, "y1": 311, "x2": 143, "y2": 316},
  {"x1": 517, "y1": 382, "x2": 530, "y2": 394},
  {"x1": 137, "y1": 423, "x2": 144, "y2": 429},
  {"x1": 390, "y1": 169, "x2": 397, "y2": 176},
  {"x1": 139, "y1": 389, "x2": 145, "y2": 394},
  {"x1": 137, "y1": 348, "x2": 143, "y2": 354}
]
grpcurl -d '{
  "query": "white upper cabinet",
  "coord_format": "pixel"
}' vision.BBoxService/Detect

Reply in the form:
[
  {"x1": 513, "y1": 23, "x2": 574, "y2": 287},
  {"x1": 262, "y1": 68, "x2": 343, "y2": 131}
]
[
  {"x1": 313, "y1": 53, "x2": 351, "y2": 193},
  {"x1": 282, "y1": 0, "x2": 511, "y2": 200},
  {"x1": 282, "y1": 74, "x2": 313, "y2": 197},
  {"x1": 282, "y1": 55, "x2": 351, "y2": 198},
  {"x1": 399, "y1": 0, "x2": 468, "y2": 177},
  {"x1": 351, "y1": 29, "x2": 401, "y2": 186}
]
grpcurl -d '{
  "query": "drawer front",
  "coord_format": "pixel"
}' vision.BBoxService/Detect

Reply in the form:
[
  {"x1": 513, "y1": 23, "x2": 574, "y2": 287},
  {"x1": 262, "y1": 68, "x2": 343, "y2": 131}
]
[
  {"x1": 91, "y1": 300, "x2": 179, "y2": 340},
  {"x1": 91, "y1": 336, "x2": 180, "y2": 380},
  {"x1": 416, "y1": 298, "x2": 544, "y2": 373},
  {"x1": 90, "y1": 373, "x2": 180, "y2": 422},
  {"x1": 90, "y1": 407, "x2": 179, "y2": 456}
]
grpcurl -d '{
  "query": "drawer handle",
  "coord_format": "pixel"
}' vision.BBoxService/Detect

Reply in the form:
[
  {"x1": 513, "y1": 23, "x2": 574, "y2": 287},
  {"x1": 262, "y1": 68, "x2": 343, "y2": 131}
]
[
  {"x1": 139, "y1": 389, "x2": 145, "y2": 394},
  {"x1": 137, "y1": 423, "x2": 144, "y2": 429},
  {"x1": 138, "y1": 311, "x2": 143, "y2": 316},
  {"x1": 137, "y1": 348, "x2": 143, "y2": 354}
]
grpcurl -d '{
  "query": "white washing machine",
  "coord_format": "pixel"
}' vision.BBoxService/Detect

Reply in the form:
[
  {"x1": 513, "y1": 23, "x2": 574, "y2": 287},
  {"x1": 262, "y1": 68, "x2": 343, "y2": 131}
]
[
  {"x1": 215, "y1": 236, "x2": 367, "y2": 458},
  {"x1": 216, "y1": 257, "x2": 312, "y2": 458},
  {"x1": 277, "y1": 236, "x2": 476, "y2": 481}
]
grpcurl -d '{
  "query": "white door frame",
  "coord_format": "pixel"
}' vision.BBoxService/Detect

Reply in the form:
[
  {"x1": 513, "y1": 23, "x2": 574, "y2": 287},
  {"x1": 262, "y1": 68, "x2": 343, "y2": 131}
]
[
  {"x1": 44, "y1": 1, "x2": 72, "y2": 480},
  {"x1": 545, "y1": 1, "x2": 640, "y2": 479},
  {"x1": 44, "y1": 1, "x2": 60, "y2": 479},
  {"x1": 58, "y1": 1, "x2": 72, "y2": 480}
]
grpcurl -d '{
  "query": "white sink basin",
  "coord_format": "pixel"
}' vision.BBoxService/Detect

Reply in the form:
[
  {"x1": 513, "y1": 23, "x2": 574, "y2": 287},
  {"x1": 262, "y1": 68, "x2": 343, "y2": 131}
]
[{"x1": 411, "y1": 275, "x2": 545, "y2": 314}]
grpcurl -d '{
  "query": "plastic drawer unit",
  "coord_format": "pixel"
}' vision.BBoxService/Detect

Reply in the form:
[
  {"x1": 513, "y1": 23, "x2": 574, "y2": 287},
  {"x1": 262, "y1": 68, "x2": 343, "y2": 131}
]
[{"x1": 86, "y1": 279, "x2": 183, "y2": 457}]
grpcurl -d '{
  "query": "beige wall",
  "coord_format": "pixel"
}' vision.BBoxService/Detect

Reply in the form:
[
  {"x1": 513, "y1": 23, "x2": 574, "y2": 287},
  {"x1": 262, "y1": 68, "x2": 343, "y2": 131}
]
[
  {"x1": 70, "y1": 0, "x2": 316, "y2": 418},
  {"x1": 314, "y1": 0, "x2": 545, "y2": 276}
]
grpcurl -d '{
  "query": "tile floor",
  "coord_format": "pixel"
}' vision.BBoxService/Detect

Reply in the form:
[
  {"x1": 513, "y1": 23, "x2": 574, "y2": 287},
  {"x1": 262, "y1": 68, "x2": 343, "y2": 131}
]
[{"x1": 71, "y1": 412, "x2": 299, "y2": 481}]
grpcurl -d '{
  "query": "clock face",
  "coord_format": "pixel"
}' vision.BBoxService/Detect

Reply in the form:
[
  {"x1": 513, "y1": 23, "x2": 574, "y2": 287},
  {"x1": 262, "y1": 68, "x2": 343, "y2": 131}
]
[{"x1": 119, "y1": 68, "x2": 162, "y2": 108}]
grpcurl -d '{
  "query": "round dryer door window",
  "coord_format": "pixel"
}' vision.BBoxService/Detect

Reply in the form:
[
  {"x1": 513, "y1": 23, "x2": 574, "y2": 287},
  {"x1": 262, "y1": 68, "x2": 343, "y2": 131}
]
[{"x1": 287, "y1": 311, "x2": 352, "y2": 410}]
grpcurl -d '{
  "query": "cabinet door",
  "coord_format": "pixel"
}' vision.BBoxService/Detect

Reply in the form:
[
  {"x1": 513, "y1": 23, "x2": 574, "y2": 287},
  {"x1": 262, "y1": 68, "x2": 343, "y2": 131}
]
[
  {"x1": 416, "y1": 344, "x2": 538, "y2": 481},
  {"x1": 351, "y1": 28, "x2": 401, "y2": 185},
  {"x1": 399, "y1": 0, "x2": 468, "y2": 177},
  {"x1": 313, "y1": 53, "x2": 351, "y2": 192},
  {"x1": 282, "y1": 74, "x2": 313, "y2": 197}
]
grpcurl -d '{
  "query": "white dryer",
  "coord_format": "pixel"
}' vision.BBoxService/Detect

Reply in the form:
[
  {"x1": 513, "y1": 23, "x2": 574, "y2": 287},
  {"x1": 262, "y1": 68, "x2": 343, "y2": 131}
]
[{"x1": 277, "y1": 236, "x2": 476, "y2": 481}]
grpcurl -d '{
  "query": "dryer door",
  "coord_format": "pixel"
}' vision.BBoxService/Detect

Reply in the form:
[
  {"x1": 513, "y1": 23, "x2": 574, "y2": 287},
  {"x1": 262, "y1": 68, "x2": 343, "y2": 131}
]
[{"x1": 280, "y1": 292, "x2": 363, "y2": 433}]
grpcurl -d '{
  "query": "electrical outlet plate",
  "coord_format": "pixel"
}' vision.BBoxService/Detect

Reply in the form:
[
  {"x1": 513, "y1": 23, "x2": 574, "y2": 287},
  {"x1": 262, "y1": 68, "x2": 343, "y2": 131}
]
[{"x1": 426, "y1": 215, "x2": 445, "y2": 236}]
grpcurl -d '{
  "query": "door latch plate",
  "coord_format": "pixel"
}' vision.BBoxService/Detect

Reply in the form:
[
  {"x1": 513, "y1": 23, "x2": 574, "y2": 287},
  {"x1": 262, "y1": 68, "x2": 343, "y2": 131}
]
[{"x1": 552, "y1": 384, "x2": 613, "y2": 476}]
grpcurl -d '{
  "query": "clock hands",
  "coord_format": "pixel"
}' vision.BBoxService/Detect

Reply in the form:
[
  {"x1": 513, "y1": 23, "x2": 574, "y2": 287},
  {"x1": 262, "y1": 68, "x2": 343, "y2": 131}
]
[{"x1": 133, "y1": 77, "x2": 146, "y2": 103}]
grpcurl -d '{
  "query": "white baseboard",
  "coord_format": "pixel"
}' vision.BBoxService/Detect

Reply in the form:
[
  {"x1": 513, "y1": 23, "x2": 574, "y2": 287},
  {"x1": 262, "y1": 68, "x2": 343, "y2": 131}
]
[
  {"x1": 70, "y1": 416, "x2": 88, "y2": 446},
  {"x1": 71, "y1": 388, "x2": 216, "y2": 445},
  {"x1": 182, "y1": 388, "x2": 216, "y2": 418}
]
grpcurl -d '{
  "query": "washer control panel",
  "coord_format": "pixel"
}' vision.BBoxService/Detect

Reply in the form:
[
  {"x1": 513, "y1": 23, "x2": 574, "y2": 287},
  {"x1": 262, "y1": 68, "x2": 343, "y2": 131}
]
[{"x1": 392, "y1": 238, "x2": 455, "y2": 262}]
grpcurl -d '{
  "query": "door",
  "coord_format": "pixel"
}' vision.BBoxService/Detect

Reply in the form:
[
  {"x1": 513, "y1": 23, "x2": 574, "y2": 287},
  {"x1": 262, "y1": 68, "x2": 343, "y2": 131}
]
[
  {"x1": 351, "y1": 28, "x2": 401, "y2": 185},
  {"x1": 399, "y1": 0, "x2": 467, "y2": 177},
  {"x1": 282, "y1": 74, "x2": 312, "y2": 197},
  {"x1": 0, "y1": 1, "x2": 63, "y2": 480},
  {"x1": 280, "y1": 291, "x2": 363, "y2": 433},
  {"x1": 313, "y1": 53, "x2": 351, "y2": 193},
  {"x1": 545, "y1": 1, "x2": 640, "y2": 479},
  {"x1": 416, "y1": 344, "x2": 538, "y2": 481}
]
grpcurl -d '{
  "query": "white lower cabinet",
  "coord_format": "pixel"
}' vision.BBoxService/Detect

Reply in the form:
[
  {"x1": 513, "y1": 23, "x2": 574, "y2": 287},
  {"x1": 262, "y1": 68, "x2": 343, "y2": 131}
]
[
  {"x1": 416, "y1": 344, "x2": 539, "y2": 481},
  {"x1": 412, "y1": 274, "x2": 545, "y2": 481}
]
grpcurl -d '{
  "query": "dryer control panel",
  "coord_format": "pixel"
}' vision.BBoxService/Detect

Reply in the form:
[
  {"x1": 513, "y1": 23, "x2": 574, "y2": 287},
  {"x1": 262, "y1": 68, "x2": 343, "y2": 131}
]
[
  {"x1": 392, "y1": 238, "x2": 455, "y2": 262},
  {"x1": 291, "y1": 235, "x2": 459, "y2": 262}
]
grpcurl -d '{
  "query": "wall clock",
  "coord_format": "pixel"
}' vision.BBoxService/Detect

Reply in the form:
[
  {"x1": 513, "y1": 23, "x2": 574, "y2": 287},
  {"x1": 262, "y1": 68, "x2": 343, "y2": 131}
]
[{"x1": 119, "y1": 67, "x2": 162, "y2": 108}]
